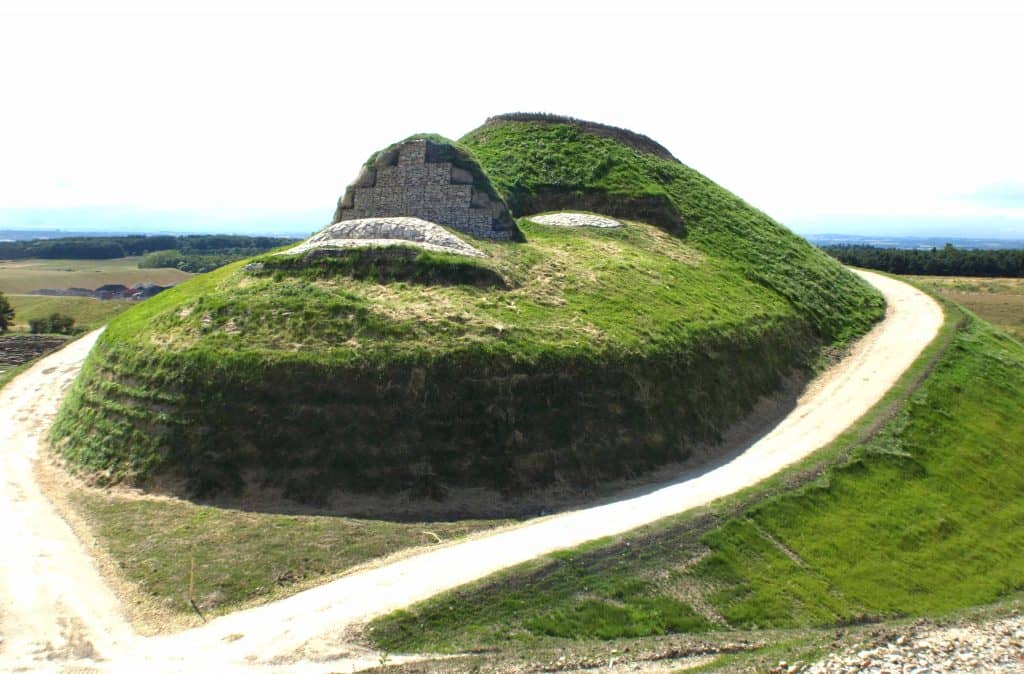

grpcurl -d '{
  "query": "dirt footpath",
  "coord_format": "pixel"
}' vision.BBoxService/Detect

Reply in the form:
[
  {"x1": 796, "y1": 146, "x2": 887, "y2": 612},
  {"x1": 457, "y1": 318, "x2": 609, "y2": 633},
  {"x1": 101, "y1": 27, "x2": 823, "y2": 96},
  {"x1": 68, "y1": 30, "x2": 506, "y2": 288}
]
[
  {"x1": 0, "y1": 270, "x2": 944, "y2": 673},
  {"x1": 0, "y1": 330, "x2": 134, "y2": 673}
]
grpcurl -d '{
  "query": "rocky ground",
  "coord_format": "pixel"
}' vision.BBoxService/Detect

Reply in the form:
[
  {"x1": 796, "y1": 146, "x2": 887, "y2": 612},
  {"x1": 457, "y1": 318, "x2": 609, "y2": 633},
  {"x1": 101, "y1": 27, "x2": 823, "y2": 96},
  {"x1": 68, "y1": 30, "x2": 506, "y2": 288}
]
[
  {"x1": 792, "y1": 614, "x2": 1024, "y2": 673},
  {"x1": 278, "y1": 216, "x2": 486, "y2": 258},
  {"x1": 528, "y1": 212, "x2": 623, "y2": 228}
]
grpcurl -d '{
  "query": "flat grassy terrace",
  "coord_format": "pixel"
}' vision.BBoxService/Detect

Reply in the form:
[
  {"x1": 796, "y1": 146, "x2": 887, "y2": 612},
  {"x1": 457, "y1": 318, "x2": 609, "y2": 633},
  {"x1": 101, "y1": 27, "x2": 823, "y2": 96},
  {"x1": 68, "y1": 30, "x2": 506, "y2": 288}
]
[{"x1": 61, "y1": 488, "x2": 508, "y2": 625}]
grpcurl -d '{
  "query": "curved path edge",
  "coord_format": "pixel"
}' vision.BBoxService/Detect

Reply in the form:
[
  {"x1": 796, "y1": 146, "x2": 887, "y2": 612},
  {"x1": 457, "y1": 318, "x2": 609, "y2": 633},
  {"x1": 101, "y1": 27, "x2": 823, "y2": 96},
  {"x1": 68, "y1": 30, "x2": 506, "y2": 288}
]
[{"x1": 0, "y1": 270, "x2": 944, "y2": 673}]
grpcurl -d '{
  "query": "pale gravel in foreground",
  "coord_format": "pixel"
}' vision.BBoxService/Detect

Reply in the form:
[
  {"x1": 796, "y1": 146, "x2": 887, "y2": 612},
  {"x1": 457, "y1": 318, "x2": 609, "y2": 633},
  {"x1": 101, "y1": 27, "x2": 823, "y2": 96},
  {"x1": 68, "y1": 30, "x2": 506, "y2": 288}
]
[
  {"x1": 800, "y1": 615, "x2": 1024, "y2": 673},
  {"x1": 0, "y1": 271, "x2": 943, "y2": 673}
]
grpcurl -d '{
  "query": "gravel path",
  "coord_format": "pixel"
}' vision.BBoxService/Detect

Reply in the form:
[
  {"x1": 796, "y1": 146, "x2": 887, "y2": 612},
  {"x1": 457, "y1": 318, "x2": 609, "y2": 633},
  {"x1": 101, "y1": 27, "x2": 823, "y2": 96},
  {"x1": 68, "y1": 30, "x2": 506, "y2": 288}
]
[
  {"x1": 0, "y1": 270, "x2": 944, "y2": 673},
  {"x1": 801, "y1": 614, "x2": 1024, "y2": 673},
  {"x1": 0, "y1": 330, "x2": 134, "y2": 673}
]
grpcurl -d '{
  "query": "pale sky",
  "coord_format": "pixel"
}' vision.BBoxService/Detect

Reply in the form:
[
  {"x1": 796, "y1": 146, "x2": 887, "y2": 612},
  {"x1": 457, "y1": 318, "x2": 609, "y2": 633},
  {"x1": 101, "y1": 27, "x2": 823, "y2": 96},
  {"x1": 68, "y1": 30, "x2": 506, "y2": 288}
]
[{"x1": 1, "y1": 0, "x2": 1023, "y2": 237}]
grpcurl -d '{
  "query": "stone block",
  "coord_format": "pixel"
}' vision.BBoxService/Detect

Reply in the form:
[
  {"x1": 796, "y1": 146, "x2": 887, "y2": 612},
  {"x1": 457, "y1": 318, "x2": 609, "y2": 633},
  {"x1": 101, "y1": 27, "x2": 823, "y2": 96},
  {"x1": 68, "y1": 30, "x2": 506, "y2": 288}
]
[
  {"x1": 450, "y1": 166, "x2": 474, "y2": 185},
  {"x1": 339, "y1": 189, "x2": 355, "y2": 209},
  {"x1": 376, "y1": 166, "x2": 402, "y2": 187},
  {"x1": 468, "y1": 210, "x2": 493, "y2": 230},
  {"x1": 373, "y1": 148, "x2": 400, "y2": 169},
  {"x1": 427, "y1": 163, "x2": 451, "y2": 185},
  {"x1": 353, "y1": 166, "x2": 377, "y2": 188},
  {"x1": 353, "y1": 187, "x2": 375, "y2": 210},
  {"x1": 471, "y1": 190, "x2": 491, "y2": 208},
  {"x1": 444, "y1": 184, "x2": 472, "y2": 207},
  {"x1": 398, "y1": 141, "x2": 426, "y2": 166},
  {"x1": 333, "y1": 138, "x2": 516, "y2": 240}
]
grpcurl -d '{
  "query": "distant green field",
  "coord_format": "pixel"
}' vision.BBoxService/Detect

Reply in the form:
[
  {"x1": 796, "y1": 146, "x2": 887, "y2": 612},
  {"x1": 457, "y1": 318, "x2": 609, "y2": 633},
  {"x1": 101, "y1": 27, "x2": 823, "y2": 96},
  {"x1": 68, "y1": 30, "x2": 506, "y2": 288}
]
[
  {"x1": 0, "y1": 257, "x2": 191, "y2": 295},
  {"x1": 6, "y1": 294, "x2": 133, "y2": 332},
  {"x1": 908, "y1": 276, "x2": 1023, "y2": 340}
]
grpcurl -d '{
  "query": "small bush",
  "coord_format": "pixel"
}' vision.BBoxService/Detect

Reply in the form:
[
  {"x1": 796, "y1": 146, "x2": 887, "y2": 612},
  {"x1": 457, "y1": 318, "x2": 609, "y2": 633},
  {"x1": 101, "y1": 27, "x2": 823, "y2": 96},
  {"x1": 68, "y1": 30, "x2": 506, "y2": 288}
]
[
  {"x1": 0, "y1": 290, "x2": 13, "y2": 332},
  {"x1": 29, "y1": 312, "x2": 77, "y2": 335}
]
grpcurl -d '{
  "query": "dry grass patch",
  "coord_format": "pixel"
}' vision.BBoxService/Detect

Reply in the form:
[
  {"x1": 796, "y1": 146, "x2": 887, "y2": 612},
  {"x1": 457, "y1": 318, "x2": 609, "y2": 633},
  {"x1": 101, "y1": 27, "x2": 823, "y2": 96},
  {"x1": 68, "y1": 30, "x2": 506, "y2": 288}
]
[
  {"x1": 907, "y1": 276, "x2": 1024, "y2": 339},
  {"x1": 0, "y1": 257, "x2": 191, "y2": 294},
  {"x1": 63, "y1": 484, "x2": 508, "y2": 628}
]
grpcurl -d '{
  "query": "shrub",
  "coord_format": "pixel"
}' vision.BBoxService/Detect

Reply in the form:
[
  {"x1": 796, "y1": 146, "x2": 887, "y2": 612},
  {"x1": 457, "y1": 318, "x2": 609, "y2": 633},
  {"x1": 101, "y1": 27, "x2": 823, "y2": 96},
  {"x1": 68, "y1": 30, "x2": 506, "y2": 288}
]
[
  {"x1": 0, "y1": 291, "x2": 13, "y2": 332},
  {"x1": 29, "y1": 312, "x2": 76, "y2": 335}
]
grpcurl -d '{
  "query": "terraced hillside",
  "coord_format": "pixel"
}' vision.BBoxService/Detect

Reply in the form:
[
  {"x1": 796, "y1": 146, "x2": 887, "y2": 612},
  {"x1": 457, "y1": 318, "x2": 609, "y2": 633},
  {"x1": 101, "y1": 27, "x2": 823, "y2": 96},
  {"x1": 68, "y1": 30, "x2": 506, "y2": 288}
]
[
  {"x1": 51, "y1": 117, "x2": 884, "y2": 516},
  {"x1": 366, "y1": 302, "x2": 1024, "y2": 668}
]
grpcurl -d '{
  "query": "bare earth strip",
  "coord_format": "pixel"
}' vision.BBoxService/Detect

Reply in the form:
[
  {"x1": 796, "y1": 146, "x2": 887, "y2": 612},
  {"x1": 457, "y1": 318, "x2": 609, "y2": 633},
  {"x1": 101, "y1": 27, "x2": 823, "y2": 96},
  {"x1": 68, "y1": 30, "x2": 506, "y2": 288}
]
[{"x1": 0, "y1": 270, "x2": 943, "y2": 673}]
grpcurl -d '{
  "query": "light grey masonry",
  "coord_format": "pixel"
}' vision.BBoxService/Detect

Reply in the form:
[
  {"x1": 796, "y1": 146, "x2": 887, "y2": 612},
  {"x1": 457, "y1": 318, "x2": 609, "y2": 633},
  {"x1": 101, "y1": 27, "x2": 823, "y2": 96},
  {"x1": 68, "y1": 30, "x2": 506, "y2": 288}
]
[
  {"x1": 529, "y1": 212, "x2": 623, "y2": 228},
  {"x1": 278, "y1": 217, "x2": 485, "y2": 258},
  {"x1": 332, "y1": 139, "x2": 517, "y2": 240}
]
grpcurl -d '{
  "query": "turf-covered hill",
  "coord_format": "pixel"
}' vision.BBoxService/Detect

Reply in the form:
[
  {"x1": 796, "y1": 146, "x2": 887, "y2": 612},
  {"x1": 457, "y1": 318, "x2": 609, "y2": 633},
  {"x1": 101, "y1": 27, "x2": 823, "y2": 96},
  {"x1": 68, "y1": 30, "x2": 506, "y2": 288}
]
[{"x1": 51, "y1": 117, "x2": 884, "y2": 517}]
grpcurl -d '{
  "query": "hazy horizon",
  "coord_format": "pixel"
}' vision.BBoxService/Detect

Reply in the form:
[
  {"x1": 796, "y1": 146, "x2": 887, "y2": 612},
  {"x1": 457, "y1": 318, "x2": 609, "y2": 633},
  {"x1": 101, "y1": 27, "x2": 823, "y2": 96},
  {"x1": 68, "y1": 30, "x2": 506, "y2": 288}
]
[
  {"x1": 2, "y1": 1, "x2": 1022, "y2": 241},
  {"x1": 2, "y1": 206, "x2": 1023, "y2": 243}
]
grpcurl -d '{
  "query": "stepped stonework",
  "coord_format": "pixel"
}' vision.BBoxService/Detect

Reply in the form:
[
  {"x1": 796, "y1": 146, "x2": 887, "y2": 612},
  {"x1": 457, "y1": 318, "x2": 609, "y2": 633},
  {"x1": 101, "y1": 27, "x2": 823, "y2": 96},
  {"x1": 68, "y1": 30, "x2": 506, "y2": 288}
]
[{"x1": 332, "y1": 139, "x2": 519, "y2": 240}]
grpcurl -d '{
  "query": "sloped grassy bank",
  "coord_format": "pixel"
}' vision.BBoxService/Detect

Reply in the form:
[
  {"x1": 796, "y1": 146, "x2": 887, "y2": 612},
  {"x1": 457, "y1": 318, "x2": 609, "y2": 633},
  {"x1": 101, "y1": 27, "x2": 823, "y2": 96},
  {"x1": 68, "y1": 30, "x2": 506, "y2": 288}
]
[
  {"x1": 51, "y1": 117, "x2": 883, "y2": 515},
  {"x1": 366, "y1": 301, "x2": 1024, "y2": 651},
  {"x1": 463, "y1": 115, "x2": 875, "y2": 345}
]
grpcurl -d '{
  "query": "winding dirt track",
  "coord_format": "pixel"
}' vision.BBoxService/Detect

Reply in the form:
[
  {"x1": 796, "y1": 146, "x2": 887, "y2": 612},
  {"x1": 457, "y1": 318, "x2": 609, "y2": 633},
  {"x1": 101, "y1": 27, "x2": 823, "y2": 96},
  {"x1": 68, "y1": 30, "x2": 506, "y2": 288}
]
[{"x1": 0, "y1": 270, "x2": 943, "y2": 673}]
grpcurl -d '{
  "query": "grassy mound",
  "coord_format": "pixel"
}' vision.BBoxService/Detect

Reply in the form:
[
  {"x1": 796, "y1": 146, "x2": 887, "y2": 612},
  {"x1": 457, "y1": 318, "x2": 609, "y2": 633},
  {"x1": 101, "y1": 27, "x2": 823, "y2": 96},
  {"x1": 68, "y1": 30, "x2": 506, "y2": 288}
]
[
  {"x1": 462, "y1": 118, "x2": 879, "y2": 344},
  {"x1": 52, "y1": 117, "x2": 883, "y2": 515},
  {"x1": 366, "y1": 302, "x2": 1024, "y2": 651},
  {"x1": 249, "y1": 246, "x2": 509, "y2": 289}
]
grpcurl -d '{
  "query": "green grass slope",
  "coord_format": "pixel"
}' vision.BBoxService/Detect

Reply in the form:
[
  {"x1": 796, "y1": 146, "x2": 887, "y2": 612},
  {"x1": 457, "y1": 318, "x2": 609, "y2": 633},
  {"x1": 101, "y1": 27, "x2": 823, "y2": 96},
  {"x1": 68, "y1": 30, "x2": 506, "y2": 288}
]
[
  {"x1": 463, "y1": 116, "x2": 880, "y2": 343},
  {"x1": 366, "y1": 303, "x2": 1024, "y2": 652},
  {"x1": 51, "y1": 117, "x2": 883, "y2": 514},
  {"x1": 69, "y1": 490, "x2": 504, "y2": 618}
]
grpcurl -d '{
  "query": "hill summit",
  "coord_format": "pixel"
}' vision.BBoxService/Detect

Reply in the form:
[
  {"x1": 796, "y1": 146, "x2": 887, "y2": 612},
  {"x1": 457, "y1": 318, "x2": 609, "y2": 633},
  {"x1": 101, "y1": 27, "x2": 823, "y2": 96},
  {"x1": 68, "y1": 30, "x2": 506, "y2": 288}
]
[{"x1": 51, "y1": 114, "x2": 884, "y2": 518}]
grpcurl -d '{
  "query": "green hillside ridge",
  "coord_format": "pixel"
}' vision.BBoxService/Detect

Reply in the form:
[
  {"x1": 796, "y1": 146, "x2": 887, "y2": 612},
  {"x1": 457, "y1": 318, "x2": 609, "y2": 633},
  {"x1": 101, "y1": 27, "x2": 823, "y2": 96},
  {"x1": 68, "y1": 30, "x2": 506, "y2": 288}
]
[
  {"x1": 50, "y1": 116, "x2": 883, "y2": 514},
  {"x1": 366, "y1": 301, "x2": 1024, "y2": 653},
  {"x1": 462, "y1": 117, "x2": 878, "y2": 343}
]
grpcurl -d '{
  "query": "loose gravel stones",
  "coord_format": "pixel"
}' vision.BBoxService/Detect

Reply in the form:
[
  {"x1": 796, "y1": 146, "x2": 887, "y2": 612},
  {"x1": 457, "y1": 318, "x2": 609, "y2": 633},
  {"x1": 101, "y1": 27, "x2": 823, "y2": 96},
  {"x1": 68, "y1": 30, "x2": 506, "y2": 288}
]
[
  {"x1": 278, "y1": 216, "x2": 486, "y2": 258},
  {"x1": 529, "y1": 212, "x2": 624, "y2": 228},
  {"x1": 801, "y1": 615, "x2": 1024, "y2": 673}
]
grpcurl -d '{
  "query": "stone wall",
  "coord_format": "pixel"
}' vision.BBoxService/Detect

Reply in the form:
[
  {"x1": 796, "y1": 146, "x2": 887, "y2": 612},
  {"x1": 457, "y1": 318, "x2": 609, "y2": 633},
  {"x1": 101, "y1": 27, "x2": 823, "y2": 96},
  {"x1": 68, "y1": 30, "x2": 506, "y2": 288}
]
[{"x1": 333, "y1": 140, "x2": 518, "y2": 241}]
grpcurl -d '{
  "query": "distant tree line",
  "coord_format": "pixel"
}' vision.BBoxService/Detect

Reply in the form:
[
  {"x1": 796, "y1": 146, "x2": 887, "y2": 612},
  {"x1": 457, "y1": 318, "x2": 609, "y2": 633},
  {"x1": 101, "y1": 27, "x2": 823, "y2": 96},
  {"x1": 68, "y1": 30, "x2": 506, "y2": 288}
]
[
  {"x1": 137, "y1": 249, "x2": 278, "y2": 273},
  {"x1": 822, "y1": 244, "x2": 1024, "y2": 277},
  {"x1": 0, "y1": 235, "x2": 297, "y2": 262}
]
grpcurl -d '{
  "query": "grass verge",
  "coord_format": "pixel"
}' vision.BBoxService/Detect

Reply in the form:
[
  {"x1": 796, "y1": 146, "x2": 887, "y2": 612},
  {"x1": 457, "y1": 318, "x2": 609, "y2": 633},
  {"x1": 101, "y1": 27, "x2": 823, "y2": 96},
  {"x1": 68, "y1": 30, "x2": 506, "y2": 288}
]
[
  {"x1": 366, "y1": 292, "x2": 1024, "y2": 654},
  {"x1": 63, "y1": 488, "x2": 508, "y2": 624}
]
